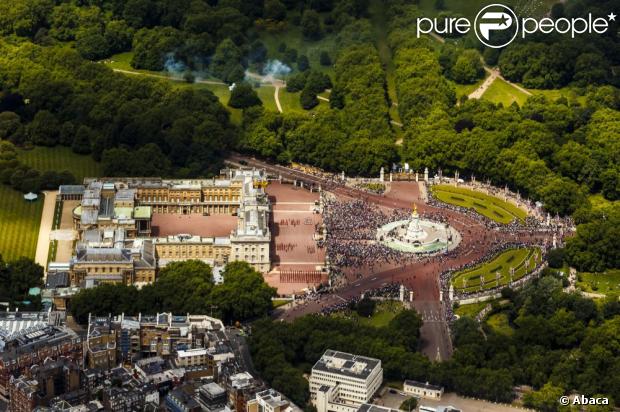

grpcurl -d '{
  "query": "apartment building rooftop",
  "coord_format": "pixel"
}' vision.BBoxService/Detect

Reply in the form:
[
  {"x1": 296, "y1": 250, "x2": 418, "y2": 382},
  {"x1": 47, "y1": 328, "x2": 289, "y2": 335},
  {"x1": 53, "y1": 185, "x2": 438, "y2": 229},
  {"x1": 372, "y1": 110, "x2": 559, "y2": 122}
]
[{"x1": 312, "y1": 350, "x2": 381, "y2": 380}]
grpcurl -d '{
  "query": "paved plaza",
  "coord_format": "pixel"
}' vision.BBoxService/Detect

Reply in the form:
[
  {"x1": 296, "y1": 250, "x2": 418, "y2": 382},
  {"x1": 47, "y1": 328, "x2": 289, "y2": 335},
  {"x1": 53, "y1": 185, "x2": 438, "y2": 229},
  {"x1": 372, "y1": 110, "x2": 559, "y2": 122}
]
[{"x1": 151, "y1": 213, "x2": 237, "y2": 237}]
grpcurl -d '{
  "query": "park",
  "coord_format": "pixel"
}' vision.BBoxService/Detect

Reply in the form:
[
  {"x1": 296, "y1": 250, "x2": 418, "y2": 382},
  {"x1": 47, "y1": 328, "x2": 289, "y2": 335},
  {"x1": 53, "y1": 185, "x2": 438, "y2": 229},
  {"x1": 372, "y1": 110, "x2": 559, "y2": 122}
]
[
  {"x1": 430, "y1": 184, "x2": 528, "y2": 224},
  {"x1": 451, "y1": 247, "x2": 541, "y2": 293}
]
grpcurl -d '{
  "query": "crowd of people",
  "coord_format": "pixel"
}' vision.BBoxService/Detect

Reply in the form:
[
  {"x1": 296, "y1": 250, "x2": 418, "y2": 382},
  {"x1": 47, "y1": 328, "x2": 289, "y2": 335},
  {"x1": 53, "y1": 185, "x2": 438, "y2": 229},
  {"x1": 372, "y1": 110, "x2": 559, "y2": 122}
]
[
  {"x1": 323, "y1": 198, "x2": 419, "y2": 269},
  {"x1": 319, "y1": 283, "x2": 405, "y2": 316}
]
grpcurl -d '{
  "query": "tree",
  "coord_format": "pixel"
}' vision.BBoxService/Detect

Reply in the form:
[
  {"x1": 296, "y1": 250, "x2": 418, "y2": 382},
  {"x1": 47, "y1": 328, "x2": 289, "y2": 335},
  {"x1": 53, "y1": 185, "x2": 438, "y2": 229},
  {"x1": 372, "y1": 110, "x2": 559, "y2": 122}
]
[
  {"x1": 329, "y1": 86, "x2": 345, "y2": 109},
  {"x1": 210, "y1": 38, "x2": 245, "y2": 83},
  {"x1": 0, "y1": 112, "x2": 22, "y2": 141},
  {"x1": 451, "y1": 50, "x2": 484, "y2": 84},
  {"x1": 264, "y1": 0, "x2": 286, "y2": 21},
  {"x1": 539, "y1": 177, "x2": 587, "y2": 216},
  {"x1": 300, "y1": 86, "x2": 318, "y2": 110},
  {"x1": 301, "y1": 10, "x2": 322, "y2": 40},
  {"x1": 400, "y1": 398, "x2": 418, "y2": 411},
  {"x1": 71, "y1": 125, "x2": 93, "y2": 154},
  {"x1": 320, "y1": 51, "x2": 331, "y2": 66},
  {"x1": 0, "y1": 257, "x2": 44, "y2": 310},
  {"x1": 229, "y1": 83, "x2": 262, "y2": 109},
  {"x1": 355, "y1": 297, "x2": 376, "y2": 317},
  {"x1": 286, "y1": 72, "x2": 308, "y2": 92},
  {"x1": 75, "y1": 26, "x2": 109, "y2": 60},
  {"x1": 547, "y1": 248, "x2": 566, "y2": 269},
  {"x1": 523, "y1": 382, "x2": 566, "y2": 412},
  {"x1": 297, "y1": 55, "x2": 310, "y2": 71},
  {"x1": 105, "y1": 20, "x2": 133, "y2": 54},
  {"x1": 434, "y1": 0, "x2": 445, "y2": 10},
  {"x1": 28, "y1": 110, "x2": 59, "y2": 146},
  {"x1": 210, "y1": 261, "x2": 276, "y2": 323}
]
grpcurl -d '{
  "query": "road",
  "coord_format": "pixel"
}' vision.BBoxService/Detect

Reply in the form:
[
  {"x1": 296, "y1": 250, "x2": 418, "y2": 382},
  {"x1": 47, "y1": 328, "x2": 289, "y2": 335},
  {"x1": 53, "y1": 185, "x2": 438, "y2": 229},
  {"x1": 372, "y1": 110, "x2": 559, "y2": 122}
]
[
  {"x1": 35, "y1": 190, "x2": 57, "y2": 277},
  {"x1": 227, "y1": 327, "x2": 258, "y2": 377},
  {"x1": 111, "y1": 68, "x2": 227, "y2": 85},
  {"x1": 228, "y1": 154, "x2": 555, "y2": 359}
]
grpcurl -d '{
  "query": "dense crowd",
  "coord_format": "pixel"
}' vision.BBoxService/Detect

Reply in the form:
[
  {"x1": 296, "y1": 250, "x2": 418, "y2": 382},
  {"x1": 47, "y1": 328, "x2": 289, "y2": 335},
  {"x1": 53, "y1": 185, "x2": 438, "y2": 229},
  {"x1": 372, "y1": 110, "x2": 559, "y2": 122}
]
[{"x1": 323, "y1": 199, "x2": 417, "y2": 269}]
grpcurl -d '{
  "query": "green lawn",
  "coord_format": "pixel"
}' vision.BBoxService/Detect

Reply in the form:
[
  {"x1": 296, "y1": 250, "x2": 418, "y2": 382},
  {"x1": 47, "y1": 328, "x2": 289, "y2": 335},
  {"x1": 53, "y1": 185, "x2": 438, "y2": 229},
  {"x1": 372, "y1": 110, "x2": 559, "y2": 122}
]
[
  {"x1": 358, "y1": 300, "x2": 404, "y2": 327},
  {"x1": 272, "y1": 299, "x2": 290, "y2": 308},
  {"x1": 279, "y1": 89, "x2": 303, "y2": 112},
  {"x1": 486, "y1": 313, "x2": 514, "y2": 336},
  {"x1": 455, "y1": 300, "x2": 490, "y2": 318},
  {"x1": 454, "y1": 74, "x2": 488, "y2": 100},
  {"x1": 332, "y1": 300, "x2": 404, "y2": 327},
  {"x1": 256, "y1": 85, "x2": 278, "y2": 112},
  {"x1": 18, "y1": 146, "x2": 102, "y2": 181},
  {"x1": 0, "y1": 186, "x2": 43, "y2": 262},
  {"x1": 1, "y1": 147, "x2": 103, "y2": 261},
  {"x1": 577, "y1": 271, "x2": 620, "y2": 298},
  {"x1": 451, "y1": 247, "x2": 541, "y2": 293},
  {"x1": 482, "y1": 77, "x2": 530, "y2": 107},
  {"x1": 529, "y1": 88, "x2": 587, "y2": 105},
  {"x1": 431, "y1": 184, "x2": 527, "y2": 224}
]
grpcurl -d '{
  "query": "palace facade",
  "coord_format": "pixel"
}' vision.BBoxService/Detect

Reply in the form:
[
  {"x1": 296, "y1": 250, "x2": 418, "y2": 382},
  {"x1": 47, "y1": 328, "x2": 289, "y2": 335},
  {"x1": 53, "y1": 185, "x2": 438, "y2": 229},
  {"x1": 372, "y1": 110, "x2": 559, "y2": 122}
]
[{"x1": 57, "y1": 169, "x2": 271, "y2": 288}]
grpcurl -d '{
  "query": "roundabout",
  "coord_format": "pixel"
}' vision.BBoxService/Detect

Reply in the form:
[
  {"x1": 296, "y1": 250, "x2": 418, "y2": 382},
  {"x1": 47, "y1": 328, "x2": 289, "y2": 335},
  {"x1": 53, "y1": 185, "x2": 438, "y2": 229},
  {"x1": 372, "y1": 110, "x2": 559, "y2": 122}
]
[{"x1": 377, "y1": 205, "x2": 461, "y2": 254}]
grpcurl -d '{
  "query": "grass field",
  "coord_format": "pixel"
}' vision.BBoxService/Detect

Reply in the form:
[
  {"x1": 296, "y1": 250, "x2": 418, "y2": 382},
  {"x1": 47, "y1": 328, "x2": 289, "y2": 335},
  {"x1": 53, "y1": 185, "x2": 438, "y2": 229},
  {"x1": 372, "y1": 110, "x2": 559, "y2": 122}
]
[
  {"x1": 530, "y1": 88, "x2": 587, "y2": 105},
  {"x1": 486, "y1": 313, "x2": 514, "y2": 336},
  {"x1": 577, "y1": 270, "x2": 620, "y2": 298},
  {"x1": 358, "y1": 300, "x2": 404, "y2": 327},
  {"x1": 0, "y1": 186, "x2": 43, "y2": 262},
  {"x1": 455, "y1": 300, "x2": 490, "y2": 318},
  {"x1": 454, "y1": 74, "x2": 488, "y2": 100},
  {"x1": 0, "y1": 147, "x2": 103, "y2": 261},
  {"x1": 481, "y1": 77, "x2": 530, "y2": 107},
  {"x1": 333, "y1": 300, "x2": 404, "y2": 327},
  {"x1": 272, "y1": 299, "x2": 290, "y2": 308},
  {"x1": 451, "y1": 247, "x2": 541, "y2": 293},
  {"x1": 431, "y1": 184, "x2": 527, "y2": 224},
  {"x1": 18, "y1": 146, "x2": 102, "y2": 181}
]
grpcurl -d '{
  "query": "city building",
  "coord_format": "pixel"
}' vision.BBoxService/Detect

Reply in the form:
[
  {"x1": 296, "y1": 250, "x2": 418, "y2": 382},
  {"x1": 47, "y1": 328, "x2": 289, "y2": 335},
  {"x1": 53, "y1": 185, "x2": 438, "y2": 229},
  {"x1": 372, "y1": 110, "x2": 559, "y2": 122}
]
[
  {"x1": 53, "y1": 168, "x2": 271, "y2": 287},
  {"x1": 165, "y1": 383, "x2": 202, "y2": 412},
  {"x1": 222, "y1": 370, "x2": 259, "y2": 412},
  {"x1": 356, "y1": 404, "x2": 399, "y2": 412},
  {"x1": 0, "y1": 311, "x2": 82, "y2": 401},
  {"x1": 247, "y1": 389, "x2": 301, "y2": 412},
  {"x1": 310, "y1": 350, "x2": 382, "y2": 412},
  {"x1": 102, "y1": 387, "x2": 145, "y2": 412},
  {"x1": 86, "y1": 313, "x2": 226, "y2": 363},
  {"x1": 403, "y1": 380, "x2": 443, "y2": 400},
  {"x1": 198, "y1": 382, "x2": 227, "y2": 412},
  {"x1": 85, "y1": 315, "x2": 119, "y2": 370},
  {"x1": 8, "y1": 358, "x2": 82, "y2": 411}
]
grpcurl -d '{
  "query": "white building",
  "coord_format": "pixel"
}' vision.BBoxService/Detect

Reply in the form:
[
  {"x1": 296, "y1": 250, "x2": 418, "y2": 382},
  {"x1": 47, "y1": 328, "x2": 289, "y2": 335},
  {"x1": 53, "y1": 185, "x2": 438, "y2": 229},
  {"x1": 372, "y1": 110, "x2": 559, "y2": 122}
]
[
  {"x1": 247, "y1": 389, "x2": 302, "y2": 412},
  {"x1": 310, "y1": 350, "x2": 383, "y2": 412},
  {"x1": 176, "y1": 348, "x2": 209, "y2": 367},
  {"x1": 403, "y1": 380, "x2": 443, "y2": 400}
]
